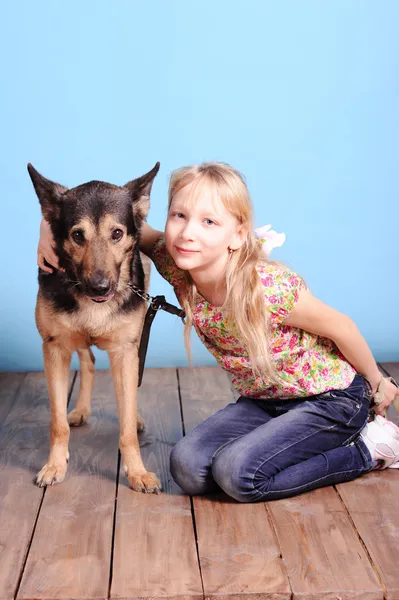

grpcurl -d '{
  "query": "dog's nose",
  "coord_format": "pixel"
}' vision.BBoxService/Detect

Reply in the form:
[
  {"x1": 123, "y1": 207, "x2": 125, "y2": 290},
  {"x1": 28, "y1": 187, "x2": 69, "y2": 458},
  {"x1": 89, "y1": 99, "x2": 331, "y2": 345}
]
[{"x1": 88, "y1": 271, "x2": 111, "y2": 296}]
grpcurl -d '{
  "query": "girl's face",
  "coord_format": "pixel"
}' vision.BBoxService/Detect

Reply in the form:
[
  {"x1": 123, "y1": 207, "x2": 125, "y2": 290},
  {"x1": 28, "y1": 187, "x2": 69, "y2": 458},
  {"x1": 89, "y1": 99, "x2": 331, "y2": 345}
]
[{"x1": 165, "y1": 183, "x2": 244, "y2": 277}]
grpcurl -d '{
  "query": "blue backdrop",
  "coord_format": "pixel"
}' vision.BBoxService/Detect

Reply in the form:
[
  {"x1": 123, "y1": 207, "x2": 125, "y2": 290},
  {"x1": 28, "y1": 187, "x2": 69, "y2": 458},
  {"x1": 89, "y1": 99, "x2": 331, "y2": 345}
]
[{"x1": 1, "y1": 1, "x2": 398, "y2": 371}]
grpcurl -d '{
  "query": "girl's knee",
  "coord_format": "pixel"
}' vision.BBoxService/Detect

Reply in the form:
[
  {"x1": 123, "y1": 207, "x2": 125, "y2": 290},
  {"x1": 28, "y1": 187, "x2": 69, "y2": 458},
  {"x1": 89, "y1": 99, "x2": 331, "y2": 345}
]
[
  {"x1": 170, "y1": 438, "x2": 216, "y2": 495},
  {"x1": 212, "y1": 446, "x2": 262, "y2": 503}
]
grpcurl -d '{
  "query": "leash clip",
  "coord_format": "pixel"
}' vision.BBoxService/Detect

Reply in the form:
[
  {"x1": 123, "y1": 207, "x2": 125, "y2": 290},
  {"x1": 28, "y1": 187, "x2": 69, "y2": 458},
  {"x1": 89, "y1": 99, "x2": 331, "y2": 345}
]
[{"x1": 130, "y1": 285, "x2": 185, "y2": 322}]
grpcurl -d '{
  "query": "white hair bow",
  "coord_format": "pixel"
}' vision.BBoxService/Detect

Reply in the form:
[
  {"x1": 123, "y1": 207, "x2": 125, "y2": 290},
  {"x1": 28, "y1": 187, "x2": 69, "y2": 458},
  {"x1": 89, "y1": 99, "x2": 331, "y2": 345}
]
[{"x1": 254, "y1": 225, "x2": 286, "y2": 258}]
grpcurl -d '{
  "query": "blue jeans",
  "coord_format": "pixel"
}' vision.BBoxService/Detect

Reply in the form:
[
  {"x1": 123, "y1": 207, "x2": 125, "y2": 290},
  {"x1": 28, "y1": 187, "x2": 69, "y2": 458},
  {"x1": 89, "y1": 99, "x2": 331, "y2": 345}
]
[{"x1": 170, "y1": 374, "x2": 374, "y2": 502}]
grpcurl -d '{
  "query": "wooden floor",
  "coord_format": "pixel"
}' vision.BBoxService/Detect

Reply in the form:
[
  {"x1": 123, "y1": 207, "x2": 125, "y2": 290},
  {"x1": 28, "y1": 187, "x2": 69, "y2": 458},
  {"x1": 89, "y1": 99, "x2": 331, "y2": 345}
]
[{"x1": 0, "y1": 364, "x2": 398, "y2": 600}]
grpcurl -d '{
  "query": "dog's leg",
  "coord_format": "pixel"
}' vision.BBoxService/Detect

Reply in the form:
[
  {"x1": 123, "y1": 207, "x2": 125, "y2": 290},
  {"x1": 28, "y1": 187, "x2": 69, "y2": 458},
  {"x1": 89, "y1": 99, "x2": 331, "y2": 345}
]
[
  {"x1": 108, "y1": 345, "x2": 161, "y2": 494},
  {"x1": 68, "y1": 348, "x2": 95, "y2": 426},
  {"x1": 36, "y1": 342, "x2": 71, "y2": 487}
]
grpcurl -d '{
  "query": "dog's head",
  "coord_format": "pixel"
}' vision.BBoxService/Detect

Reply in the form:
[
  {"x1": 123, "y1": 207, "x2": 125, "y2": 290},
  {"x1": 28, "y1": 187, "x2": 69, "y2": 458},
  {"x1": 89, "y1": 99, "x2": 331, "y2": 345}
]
[{"x1": 28, "y1": 163, "x2": 160, "y2": 302}]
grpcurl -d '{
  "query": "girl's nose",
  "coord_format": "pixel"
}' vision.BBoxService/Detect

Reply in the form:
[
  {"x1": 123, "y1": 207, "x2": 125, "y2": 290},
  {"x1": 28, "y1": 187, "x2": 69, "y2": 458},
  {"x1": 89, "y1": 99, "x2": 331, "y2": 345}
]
[{"x1": 181, "y1": 221, "x2": 196, "y2": 240}]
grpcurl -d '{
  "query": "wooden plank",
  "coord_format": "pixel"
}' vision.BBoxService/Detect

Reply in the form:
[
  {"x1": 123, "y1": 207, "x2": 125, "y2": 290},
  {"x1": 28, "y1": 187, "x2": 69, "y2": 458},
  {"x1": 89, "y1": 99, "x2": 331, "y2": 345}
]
[
  {"x1": 18, "y1": 370, "x2": 120, "y2": 600},
  {"x1": 337, "y1": 472, "x2": 399, "y2": 600},
  {"x1": 0, "y1": 372, "x2": 75, "y2": 600},
  {"x1": 111, "y1": 368, "x2": 203, "y2": 600},
  {"x1": 335, "y1": 362, "x2": 399, "y2": 600},
  {"x1": 0, "y1": 373, "x2": 25, "y2": 431},
  {"x1": 178, "y1": 366, "x2": 290, "y2": 600},
  {"x1": 381, "y1": 362, "x2": 399, "y2": 381},
  {"x1": 269, "y1": 487, "x2": 383, "y2": 600}
]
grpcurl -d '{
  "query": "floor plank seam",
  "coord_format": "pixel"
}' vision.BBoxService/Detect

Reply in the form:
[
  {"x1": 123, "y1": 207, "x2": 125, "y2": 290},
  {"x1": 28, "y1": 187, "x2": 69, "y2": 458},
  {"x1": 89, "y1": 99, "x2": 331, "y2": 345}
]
[
  {"x1": 176, "y1": 368, "x2": 206, "y2": 600},
  {"x1": 334, "y1": 485, "x2": 387, "y2": 599},
  {"x1": 108, "y1": 449, "x2": 121, "y2": 600},
  {"x1": 262, "y1": 503, "x2": 293, "y2": 600},
  {"x1": 13, "y1": 488, "x2": 46, "y2": 600},
  {"x1": 69, "y1": 370, "x2": 79, "y2": 405},
  {"x1": 176, "y1": 368, "x2": 187, "y2": 437},
  {"x1": 190, "y1": 496, "x2": 206, "y2": 600}
]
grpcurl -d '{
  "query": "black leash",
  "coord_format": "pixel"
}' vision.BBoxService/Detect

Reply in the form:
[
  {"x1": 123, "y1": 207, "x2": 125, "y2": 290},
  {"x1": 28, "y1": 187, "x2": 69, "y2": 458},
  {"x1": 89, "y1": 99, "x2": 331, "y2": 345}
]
[{"x1": 130, "y1": 286, "x2": 185, "y2": 387}]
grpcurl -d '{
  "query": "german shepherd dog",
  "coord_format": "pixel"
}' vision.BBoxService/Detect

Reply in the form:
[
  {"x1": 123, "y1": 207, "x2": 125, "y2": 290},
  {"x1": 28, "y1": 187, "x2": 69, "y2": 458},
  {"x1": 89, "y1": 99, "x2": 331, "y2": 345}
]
[{"x1": 27, "y1": 162, "x2": 161, "y2": 493}]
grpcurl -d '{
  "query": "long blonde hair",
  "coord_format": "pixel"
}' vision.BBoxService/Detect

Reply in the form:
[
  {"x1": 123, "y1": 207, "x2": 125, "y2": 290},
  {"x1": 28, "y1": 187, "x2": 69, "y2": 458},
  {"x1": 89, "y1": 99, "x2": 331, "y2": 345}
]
[{"x1": 168, "y1": 162, "x2": 278, "y2": 382}]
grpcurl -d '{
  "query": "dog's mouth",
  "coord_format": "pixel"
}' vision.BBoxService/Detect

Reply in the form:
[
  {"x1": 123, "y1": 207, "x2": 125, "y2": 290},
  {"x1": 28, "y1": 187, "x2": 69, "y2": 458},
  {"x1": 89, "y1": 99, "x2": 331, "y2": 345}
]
[{"x1": 90, "y1": 291, "x2": 116, "y2": 303}]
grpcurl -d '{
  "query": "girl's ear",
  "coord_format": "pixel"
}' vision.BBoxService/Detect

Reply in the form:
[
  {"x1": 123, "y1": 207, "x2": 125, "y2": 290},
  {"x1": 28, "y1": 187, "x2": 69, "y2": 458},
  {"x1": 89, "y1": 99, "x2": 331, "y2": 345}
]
[{"x1": 230, "y1": 224, "x2": 249, "y2": 251}]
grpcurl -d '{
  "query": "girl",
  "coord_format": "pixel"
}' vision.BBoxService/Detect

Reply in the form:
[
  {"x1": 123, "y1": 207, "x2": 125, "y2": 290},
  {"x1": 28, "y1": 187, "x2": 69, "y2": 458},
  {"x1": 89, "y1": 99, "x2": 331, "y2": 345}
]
[{"x1": 38, "y1": 162, "x2": 399, "y2": 502}]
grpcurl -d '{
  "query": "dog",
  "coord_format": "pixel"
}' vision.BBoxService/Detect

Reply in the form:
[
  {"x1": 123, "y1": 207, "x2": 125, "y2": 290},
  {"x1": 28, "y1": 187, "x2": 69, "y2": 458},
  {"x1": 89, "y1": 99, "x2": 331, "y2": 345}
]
[{"x1": 27, "y1": 162, "x2": 161, "y2": 493}]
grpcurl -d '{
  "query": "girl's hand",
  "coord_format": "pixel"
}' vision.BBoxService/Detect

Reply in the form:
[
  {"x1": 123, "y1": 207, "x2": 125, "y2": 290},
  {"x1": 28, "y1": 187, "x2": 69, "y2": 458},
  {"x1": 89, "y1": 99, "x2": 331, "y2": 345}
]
[
  {"x1": 373, "y1": 377, "x2": 399, "y2": 416},
  {"x1": 37, "y1": 219, "x2": 63, "y2": 273}
]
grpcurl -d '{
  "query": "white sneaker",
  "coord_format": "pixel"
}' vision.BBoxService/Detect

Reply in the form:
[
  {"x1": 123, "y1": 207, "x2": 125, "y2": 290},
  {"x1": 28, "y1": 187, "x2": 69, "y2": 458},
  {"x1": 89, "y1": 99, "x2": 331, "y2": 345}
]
[{"x1": 360, "y1": 415, "x2": 399, "y2": 469}]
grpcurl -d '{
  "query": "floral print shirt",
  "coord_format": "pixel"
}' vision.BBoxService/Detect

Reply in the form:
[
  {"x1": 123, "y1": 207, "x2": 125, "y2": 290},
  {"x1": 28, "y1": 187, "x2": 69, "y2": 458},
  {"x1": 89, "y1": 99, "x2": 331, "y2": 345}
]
[{"x1": 151, "y1": 237, "x2": 356, "y2": 399}]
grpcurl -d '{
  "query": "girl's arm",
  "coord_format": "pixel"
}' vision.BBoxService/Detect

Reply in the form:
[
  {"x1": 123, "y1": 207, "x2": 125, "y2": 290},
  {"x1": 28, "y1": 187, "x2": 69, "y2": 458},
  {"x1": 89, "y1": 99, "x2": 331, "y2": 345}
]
[
  {"x1": 140, "y1": 222, "x2": 163, "y2": 257},
  {"x1": 283, "y1": 289, "x2": 397, "y2": 414}
]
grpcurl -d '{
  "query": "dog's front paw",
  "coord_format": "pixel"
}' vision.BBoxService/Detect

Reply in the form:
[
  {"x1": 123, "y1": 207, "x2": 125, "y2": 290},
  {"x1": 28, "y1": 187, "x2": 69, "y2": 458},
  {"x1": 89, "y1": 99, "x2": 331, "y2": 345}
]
[
  {"x1": 36, "y1": 460, "x2": 68, "y2": 487},
  {"x1": 68, "y1": 408, "x2": 89, "y2": 427},
  {"x1": 125, "y1": 469, "x2": 162, "y2": 494}
]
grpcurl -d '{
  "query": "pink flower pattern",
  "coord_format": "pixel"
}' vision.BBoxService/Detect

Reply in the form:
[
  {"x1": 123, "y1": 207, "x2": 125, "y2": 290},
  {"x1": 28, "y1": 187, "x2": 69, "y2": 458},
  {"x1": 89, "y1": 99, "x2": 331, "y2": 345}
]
[{"x1": 152, "y1": 237, "x2": 356, "y2": 399}]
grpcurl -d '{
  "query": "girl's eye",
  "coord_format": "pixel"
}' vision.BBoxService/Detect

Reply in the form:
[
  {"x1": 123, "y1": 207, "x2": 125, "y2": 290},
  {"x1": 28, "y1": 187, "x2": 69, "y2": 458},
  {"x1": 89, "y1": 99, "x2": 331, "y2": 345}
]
[
  {"x1": 112, "y1": 229, "x2": 123, "y2": 241},
  {"x1": 175, "y1": 212, "x2": 185, "y2": 219},
  {"x1": 72, "y1": 230, "x2": 85, "y2": 243},
  {"x1": 204, "y1": 219, "x2": 216, "y2": 226}
]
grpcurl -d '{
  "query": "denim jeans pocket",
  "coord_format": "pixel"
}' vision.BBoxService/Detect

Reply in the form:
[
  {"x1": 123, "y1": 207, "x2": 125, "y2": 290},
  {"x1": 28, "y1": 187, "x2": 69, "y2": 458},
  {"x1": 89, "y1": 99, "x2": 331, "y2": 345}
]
[
  {"x1": 324, "y1": 386, "x2": 369, "y2": 426},
  {"x1": 331, "y1": 395, "x2": 362, "y2": 424}
]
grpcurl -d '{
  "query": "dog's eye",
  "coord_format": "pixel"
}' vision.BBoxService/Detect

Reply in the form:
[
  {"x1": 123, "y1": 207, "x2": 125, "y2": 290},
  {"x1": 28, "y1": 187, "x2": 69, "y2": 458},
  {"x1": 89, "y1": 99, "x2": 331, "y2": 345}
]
[
  {"x1": 112, "y1": 229, "x2": 123, "y2": 241},
  {"x1": 72, "y1": 230, "x2": 84, "y2": 243}
]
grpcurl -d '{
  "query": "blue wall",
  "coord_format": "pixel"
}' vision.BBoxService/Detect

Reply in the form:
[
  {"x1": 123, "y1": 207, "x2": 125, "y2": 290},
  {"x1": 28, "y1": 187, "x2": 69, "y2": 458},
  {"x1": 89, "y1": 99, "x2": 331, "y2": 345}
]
[{"x1": 1, "y1": 1, "x2": 398, "y2": 371}]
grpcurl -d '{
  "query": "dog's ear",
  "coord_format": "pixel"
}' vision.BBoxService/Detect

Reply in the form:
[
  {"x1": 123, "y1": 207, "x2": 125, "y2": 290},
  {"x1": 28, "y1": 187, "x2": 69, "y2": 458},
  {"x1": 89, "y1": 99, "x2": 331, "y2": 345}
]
[
  {"x1": 27, "y1": 163, "x2": 68, "y2": 221},
  {"x1": 124, "y1": 162, "x2": 160, "y2": 222}
]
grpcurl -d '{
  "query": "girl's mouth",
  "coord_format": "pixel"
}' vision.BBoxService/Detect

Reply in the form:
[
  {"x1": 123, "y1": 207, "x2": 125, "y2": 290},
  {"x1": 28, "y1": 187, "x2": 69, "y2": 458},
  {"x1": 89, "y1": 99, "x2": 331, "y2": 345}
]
[{"x1": 175, "y1": 246, "x2": 199, "y2": 254}]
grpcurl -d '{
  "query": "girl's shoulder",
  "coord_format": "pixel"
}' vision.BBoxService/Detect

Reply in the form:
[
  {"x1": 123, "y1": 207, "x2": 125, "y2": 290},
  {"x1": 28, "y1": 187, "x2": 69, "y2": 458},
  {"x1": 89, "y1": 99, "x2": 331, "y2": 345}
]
[
  {"x1": 256, "y1": 260, "x2": 305, "y2": 286},
  {"x1": 256, "y1": 261, "x2": 307, "y2": 324}
]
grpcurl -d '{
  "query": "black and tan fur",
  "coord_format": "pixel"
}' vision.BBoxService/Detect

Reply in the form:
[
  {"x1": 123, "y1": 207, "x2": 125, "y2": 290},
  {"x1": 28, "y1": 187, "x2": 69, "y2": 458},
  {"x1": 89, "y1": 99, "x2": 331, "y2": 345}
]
[{"x1": 28, "y1": 162, "x2": 161, "y2": 493}]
